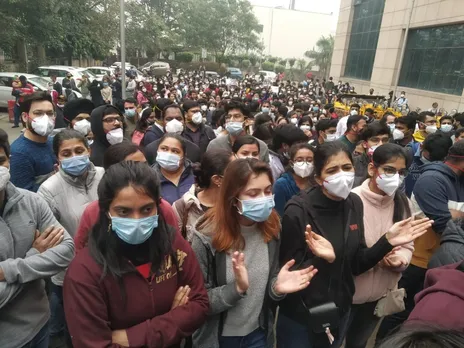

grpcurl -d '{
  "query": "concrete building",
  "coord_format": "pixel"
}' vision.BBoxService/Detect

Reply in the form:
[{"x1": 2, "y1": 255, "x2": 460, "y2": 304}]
[
  {"x1": 252, "y1": 5, "x2": 337, "y2": 59},
  {"x1": 330, "y1": 0, "x2": 464, "y2": 111}
]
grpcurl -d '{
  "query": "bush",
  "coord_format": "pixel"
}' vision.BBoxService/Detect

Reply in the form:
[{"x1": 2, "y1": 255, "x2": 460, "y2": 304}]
[
  {"x1": 176, "y1": 52, "x2": 194, "y2": 63},
  {"x1": 241, "y1": 59, "x2": 251, "y2": 69},
  {"x1": 261, "y1": 61, "x2": 274, "y2": 71},
  {"x1": 274, "y1": 64, "x2": 286, "y2": 73},
  {"x1": 267, "y1": 57, "x2": 278, "y2": 64},
  {"x1": 279, "y1": 59, "x2": 287, "y2": 67},
  {"x1": 249, "y1": 55, "x2": 258, "y2": 66}
]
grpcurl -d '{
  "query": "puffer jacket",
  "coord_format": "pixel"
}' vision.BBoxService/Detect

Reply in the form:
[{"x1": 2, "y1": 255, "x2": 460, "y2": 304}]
[
  {"x1": 429, "y1": 220, "x2": 464, "y2": 269},
  {"x1": 37, "y1": 162, "x2": 104, "y2": 286},
  {"x1": 172, "y1": 185, "x2": 204, "y2": 242}
]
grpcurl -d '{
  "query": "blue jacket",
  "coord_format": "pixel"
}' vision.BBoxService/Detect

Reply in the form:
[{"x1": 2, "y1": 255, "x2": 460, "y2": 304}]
[
  {"x1": 152, "y1": 161, "x2": 195, "y2": 205},
  {"x1": 413, "y1": 162, "x2": 464, "y2": 234},
  {"x1": 273, "y1": 172, "x2": 300, "y2": 216}
]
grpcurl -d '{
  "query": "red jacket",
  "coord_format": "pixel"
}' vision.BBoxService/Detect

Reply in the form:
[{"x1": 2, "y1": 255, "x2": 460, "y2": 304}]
[
  {"x1": 64, "y1": 231, "x2": 209, "y2": 348},
  {"x1": 74, "y1": 199, "x2": 177, "y2": 253}
]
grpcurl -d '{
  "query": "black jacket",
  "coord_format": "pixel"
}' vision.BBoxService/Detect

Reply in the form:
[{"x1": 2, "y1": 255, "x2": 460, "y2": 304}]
[
  {"x1": 144, "y1": 138, "x2": 201, "y2": 165},
  {"x1": 89, "y1": 104, "x2": 124, "y2": 166},
  {"x1": 142, "y1": 124, "x2": 165, "y2": 147},
  {"x1": 183, "y1": 124, "x2": 216, "y2": 156},
  {"x1": 279, "y1": 187, "x2": 392, "y2": 326}
]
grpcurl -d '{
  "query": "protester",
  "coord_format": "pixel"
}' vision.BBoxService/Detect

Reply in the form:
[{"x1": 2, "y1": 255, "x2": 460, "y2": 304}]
[
  {"x1": 232, "y1": 135, "x2": 260, "y2": 159},
  {"x1": 274, "y1": 143, "x2": 314, "y2": 216},
  {"x1": 132, "y1": 108, "x2": 156, "y2": 146},
  {"x1": 191, "y1": 158, "x2": 318, "y2": 347},
  {"x1": 278, "y1": 141, "x2": 432, "y2": 348},
  {"x1": 77, "y1": 74, "x2": 91, "y2": 99},
  {"x1": 10, "y1": 92, "x2": 56, "y2": 192},
  {"x1": 141, "y1": 98, "x2": 172, "y2": 146},
  {"x1": 152, "y1": 133, "x2": 194, "y2": 205},
  {"x1": 335, "y1": 103, "x2": 360, "y2": 137},
  {"x1": 89, "y1": 104, "x2": 125, "y2": 166},
  {"x1": 393, "y1": 115, "x2": 419, "y2": 154},
  {"x1": 454, "y1": 128, "x2": 464, "y2": 142},
  {"x1": 345, "y1": 144, "x2": 413, "y2": 348},
  {"x1": 89, "y1": 79, "x2": 104, "y2": 106},
  {"x1": 413, "y1": 111, "x2": 438, "y2": 143},
  {"x1": 63, "y1": 161, "x2": 209, "y2": 347},
  {"x1": 315, "y1": 118, "x2": 338, "y2": 146},
  {"x1": 182, "y1": 100, "x2": 216, "y2": 155},
  {"x1": 101, "y1": 77, "x2": 113, "y2": 104},
  {"x1": 338, "y1": 114, "x2": 367, "y2": 154},
  {"x1": 439, "y1": 115, "x2": 455, "y2": 136},
  {"x1": 0, "y1": 128, "x2": 74, "y2": 348},
  {"x1": 172, "y1": 149, "x2": 232, "y2": 242},
  {"x1": 12, "y1": 75, "x2": 34, "y2": 128}
]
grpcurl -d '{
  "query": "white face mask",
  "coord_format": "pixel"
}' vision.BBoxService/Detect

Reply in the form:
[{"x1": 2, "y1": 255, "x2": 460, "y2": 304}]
[
  {"x1": 300, "y1": 125, "x2": 311, "y2": 132},
  {"x1": 323, "y1": 171, "x2": 355, "y2": 199},
  {"x1": 376, "y1": 173, "x2": 404, "y2": 196},
  {"x1": 290, "y1": 118, "x2": 298, "y2": 125},
  {"x1": 201, "y1": 105, "x2": 208, "y2": 112},
  {"x1": 106, "y1": 128, "x2": 124, "y2": 145},
  {"x1": 0, "y1": 166, "x2": 10, "y2": 191},
  {"x1": 425, "y1": 125, "x2": 437, "y2": 134},
  {"x1": 392, "y1": 129, "x2": 404, "y2": 141},
  {"x1": 165, "y1": 119, "x2": 184, "y2": 134},
  {"x1": 325, "y1": 133, "x2": 337, "y2": 142},
  {"x1": 74, "y1": 119, "x2": 91, "y2": 136},
  {"x1": 388, "y1": 123, "x2": 396, "y2": 133},
  {"x1": 350, "y1": 110, "x2": 358, "y2": 116},
  {"x1": 441, "y1": 124, "x2": 453, "y2": 133},
  {"x1": 191, "y1": 112, "x2": 203, "y2": 125},
  {"x1": 30, "y1": 115, "x2": 55, "y2": 137},
  {"x1": 293, "y1": 162, "x2": 313, "y2": 178},
  {"x1": 368, "y1": 145, "x2": 379, "y2": 156}
]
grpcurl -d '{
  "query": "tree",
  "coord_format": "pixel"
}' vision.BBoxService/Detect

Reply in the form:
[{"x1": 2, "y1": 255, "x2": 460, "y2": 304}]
[
  {"x1": 279, "y1": 59, "x2": 287, "y2": 67},
  {"x1": 304, "y1": 35, "x2": 335, "y2": 78},
  {"x1": 267, "y1": 56, "x2": 278, "y2": 64},
  {"x1": 274, "y1": 64, "x2": 285, "y2": 74},
  {"x1": 262, "y1": 61, "x2": 274, "y2": 71},
  {"x1": 288, "y1": 58, "x2": 296, "y2": 69}
]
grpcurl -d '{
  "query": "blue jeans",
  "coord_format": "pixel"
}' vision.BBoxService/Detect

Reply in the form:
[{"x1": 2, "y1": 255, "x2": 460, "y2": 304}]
[
  {"x1": 219, "y1": 328, "x2": 267, "y2": 348},
  {"x1": 49, "y1": 284, "x2": 72, "y2": 346},
  {"x1": 276, "y1": 311, "x2": 351, "y2": 348},
  {"x1": 21, "y1": 322, "x2": 49, "y2": 348}
]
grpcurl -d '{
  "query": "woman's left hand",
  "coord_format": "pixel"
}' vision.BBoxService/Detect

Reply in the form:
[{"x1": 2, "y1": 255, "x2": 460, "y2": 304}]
[
  {"x1": 386, "y1": 217, "x2": 433, "y2": 247},
  {"x1": 274, "y1": 259, "x2": 318, "y2": 295},
  {"x1": 112, "y1": 329, "x2": 129, "y2": 347}
]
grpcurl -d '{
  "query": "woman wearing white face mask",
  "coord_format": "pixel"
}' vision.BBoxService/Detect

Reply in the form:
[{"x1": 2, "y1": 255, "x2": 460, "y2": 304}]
[
  {"x1": 152, "y1": 133, "x2": 194, "y2": 205},
  {"x1": 37, "y1": 129, "x2": 104, "y2": 345},
  {"x1": 344, "y1": 144, "x2": 414, "y2": 348},
  {"x1": 277, "y1": 142, "x2": 433, "y2": 348},
  {"x1": 191, "y1": 158, "x2": 318, "y2": 348},
  {"x1": 274, "y1": 143, "x2": 314, "y2": 216}
]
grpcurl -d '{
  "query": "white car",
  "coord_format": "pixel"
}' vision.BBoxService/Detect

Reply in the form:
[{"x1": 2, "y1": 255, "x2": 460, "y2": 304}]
[
  {"x1": 86, "y1": 66, "x2": 114, "y2": 80},
  {"x1": 256, "y1": 70, "x2": 277, "y2": 81},
  {"x1": 34, "y1": 66, "x2": 91, "y2": 85},
  {"x1": 111, "y1": 62, "x2": 136, "y2": 70}
]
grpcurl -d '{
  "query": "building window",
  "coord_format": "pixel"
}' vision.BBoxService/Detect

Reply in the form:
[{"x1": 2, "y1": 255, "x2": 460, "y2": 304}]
[
  {"x1": 344, "y1": 0, "x2": 385, "y2": 80},
  {"x1": 399, "y1": 24, "x2": 464, "y2": 96}
]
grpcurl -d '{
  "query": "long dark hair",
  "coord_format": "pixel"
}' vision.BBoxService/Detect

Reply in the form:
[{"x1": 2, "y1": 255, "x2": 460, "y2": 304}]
[
  {"x1": 88, "y1": 161, "x2": 173, "y2": 279},
  {"x1": 135, "y1": 108, "x2": 153, "y2": 133},
  {"x1": 371, "y1": 143, "x2": 412, "y2": 223}
]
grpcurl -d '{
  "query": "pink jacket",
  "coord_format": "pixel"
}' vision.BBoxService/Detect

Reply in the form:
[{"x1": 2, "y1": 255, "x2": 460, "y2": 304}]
[{"x1": 351, "y1": 179, "x2": 414, "y2": 304}]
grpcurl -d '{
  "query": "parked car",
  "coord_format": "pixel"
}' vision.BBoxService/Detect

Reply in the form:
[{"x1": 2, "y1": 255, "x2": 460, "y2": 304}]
[
  {"x1": 140, "y1": 61, "x2": 170, "y2": 76},
  {"x1": 0, "y1": 72, "x2": 81, "y2": 108},
  {"x1": 226, "y1": 67, "x2": 242, "y2": 80},
  {"x1": 111, "y1": 62, "x2": 136, "y2": 70},
  {"x1": 85, "y1": 66, "x2": 114, "y2": 80},
  {"x1": 256, "y1": 70, "x2": 277, "y2": 81},
  {"x1": 34, "y1": 66, "x2": 93, "y2": 85},
  {"x1": 205, "y1": 71, "x2": 219, "y2": 79}
]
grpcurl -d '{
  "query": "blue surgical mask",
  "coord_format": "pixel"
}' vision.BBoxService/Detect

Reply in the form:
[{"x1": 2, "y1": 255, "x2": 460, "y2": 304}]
[
  {"x1": 313, "y1": 106, "x2": 319, "y2": 112},
  {"x1": 103, "y1": 82, "x2": 109, "y2": 87},
  {"x1": 156, "y1": 151, "x2": 181, "y2": 171},
  {"x1": 61, "y1": 155, "x2": 90, "y2": 176},
  {"x1": 237, "y1": 195, "x2": 275, "y2": 222},
  {"x1": 110, "y1": 214, "x2": 158, "y2": 245},
  {"x1": 125, "y1": 109, "x2": 136, "y2": 118},
  {"x1": 262, "y1": 107, "x2": 270, "y2": 113},
  {"x1": 225, "y1": 121, "x2": 243, "y2": 136}
]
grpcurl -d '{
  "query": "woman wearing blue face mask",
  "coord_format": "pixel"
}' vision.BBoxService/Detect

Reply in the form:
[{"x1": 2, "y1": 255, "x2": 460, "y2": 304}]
[
  {"x1": 152, "y1": 133, "x2": 194, "y2": 205},
  {"x1": 37, "y1": 129, "x2": 105, "y2": 346},
  {"x1": 191, "y1": 158, "x2": 318, "y2": 348},
  {"x1": 63, "y1": 161, "x2": 209, "y2": 347}
]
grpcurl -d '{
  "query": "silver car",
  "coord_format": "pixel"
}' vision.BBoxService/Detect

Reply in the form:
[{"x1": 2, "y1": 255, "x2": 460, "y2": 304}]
[{"x1": 0, "y1": 73, "x2": 51, "y2": 108}]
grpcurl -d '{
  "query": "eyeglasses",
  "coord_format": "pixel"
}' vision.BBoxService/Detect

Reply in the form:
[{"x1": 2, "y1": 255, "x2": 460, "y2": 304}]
[
  {"x1": 103, "y1": 116, "x2": 123, "y2": 124},
  {"x1": 379, "y1": 166, "x2": 408, "y2": 178}
]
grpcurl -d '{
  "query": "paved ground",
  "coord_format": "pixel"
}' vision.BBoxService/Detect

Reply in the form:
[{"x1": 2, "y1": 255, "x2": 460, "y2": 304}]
[{"x1": 0, "y1": 109, "x2": 23, "y2": 142}]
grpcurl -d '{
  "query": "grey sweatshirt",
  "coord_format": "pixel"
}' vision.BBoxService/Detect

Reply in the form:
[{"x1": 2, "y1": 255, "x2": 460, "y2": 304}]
[
  {"x1": 191, "y1": 220, "x2": 283, "y2": 348},
  {"x1": 0, "y1": 183, "x2": 75, "y2": 348}
]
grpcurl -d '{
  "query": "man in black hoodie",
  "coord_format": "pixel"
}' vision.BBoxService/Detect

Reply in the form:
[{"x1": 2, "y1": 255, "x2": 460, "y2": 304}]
[
  {"x1": 89, "y1": 104, "x2": 125, "y2": 166},
  {"x1": 182, "y1": 100, "x2": 216, "y2": 156}
]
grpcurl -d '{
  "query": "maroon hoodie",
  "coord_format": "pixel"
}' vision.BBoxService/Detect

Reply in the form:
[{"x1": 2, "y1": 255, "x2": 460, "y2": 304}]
[
  {"x1": 63, "y1": 231, "x2": 209, "y2": 347},
  {"x1": 408, "y1": 262, "x2": 464, "y2": 330}
]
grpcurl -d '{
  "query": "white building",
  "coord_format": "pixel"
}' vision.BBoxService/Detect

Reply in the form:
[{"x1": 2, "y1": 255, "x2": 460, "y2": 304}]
[{"x1": 252, "y1": 5, "x2": 337, "y2": 59}]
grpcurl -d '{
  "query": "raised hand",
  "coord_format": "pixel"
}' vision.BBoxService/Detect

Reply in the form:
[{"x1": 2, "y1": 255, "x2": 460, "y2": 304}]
[
  {"x1": 386, "y1": 217, "x2": 433, "y2": 247},
  {"x1": 232, "y1": 251, "x2": 249, "y2": 294},
  {"x1": 274, "y1": 259, "x2": 318, "y2": 295},
  {"x1": 305, "y1": 225, "x2": 336, "y2": 263}
]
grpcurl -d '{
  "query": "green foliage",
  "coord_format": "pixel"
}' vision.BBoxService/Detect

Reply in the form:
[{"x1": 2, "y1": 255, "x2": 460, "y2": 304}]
[
  {"x1": 304, "y1": 35, "x2": 335, "y2": 78},
  {"x1": 261, "y1": 61, "x2": 275, "y2": 71},
  {"x1": 274, "y1": 64, "x2": 286, "y2": 73},
  {"x1": 249, "y1": 55, "x2": 258, "y2": 67},
  {"x1": 267, "y1": 57, "x2": 278, "y2": 64},
  {"x1": 176, "y1": 52, "x2": 194, "y2": 63},
  {"x1": 288, "y1": 58, "x2": 296, "y2": 67},
  {"x1": 241, "y1": 59, "x2": 251, "y2": 69},
  {"x1": 278, "y1": 59, "x2": 287, "y2": 67}
]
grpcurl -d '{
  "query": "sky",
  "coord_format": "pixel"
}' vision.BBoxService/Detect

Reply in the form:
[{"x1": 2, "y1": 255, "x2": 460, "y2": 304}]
[{"x1": 249, "y1": 0, "x2": 341, "y2": 15}]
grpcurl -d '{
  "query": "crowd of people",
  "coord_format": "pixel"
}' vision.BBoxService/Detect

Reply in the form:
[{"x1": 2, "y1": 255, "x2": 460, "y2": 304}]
[{"x1": 2, "y1": 69, "x2": 464, "y2": 348}]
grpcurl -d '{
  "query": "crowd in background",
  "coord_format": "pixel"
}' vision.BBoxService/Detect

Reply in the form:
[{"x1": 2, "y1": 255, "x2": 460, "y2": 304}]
[{"x1": 2, "y1": 69, "x2": 464, "y2": 348}]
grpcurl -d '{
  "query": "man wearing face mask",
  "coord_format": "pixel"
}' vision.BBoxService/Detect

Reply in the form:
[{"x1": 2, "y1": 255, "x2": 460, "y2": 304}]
[
  {"x1": 144, "y1": 104, "x2": 201, "y2": 165},
  {"x1": 10, "y1": 92, "x2": 57, "y2": 192},
  {"x1": 0, "y1": 128, "x2": 75, "y2": 348},
  {"x1": 413, "y1": 112, "x2": 438, "y2": 143},
  {"x1": 315, "y1": 119, "x2": 338, "y2": 146},
  {"x1": 63, "y1": 98, "x2": 95, "y2": 144},
  {"x1": 336, "y1": 104, "x2": 361, "y2": 137},
  {"x1": 89, "y1": 104, "x2": 125, "y2": 166},
  {"x1": 141, "y1": 98, "x2": 172, "y2": 147},
  {"x1": 338, "y1": 115, "x2": 367, "y2": 154},
  {"x1": 207, "y1": 101, "x2": 269, "y2": 163},
  {"x1": 123, "y1": 98, "x2": 139, "y2": 136},
  {"x1": 182, "y1": 100, "x2": 216, "y2": 156},
  {"x1": 438, "y1": 115, "x2": 455, "y2": 136}
]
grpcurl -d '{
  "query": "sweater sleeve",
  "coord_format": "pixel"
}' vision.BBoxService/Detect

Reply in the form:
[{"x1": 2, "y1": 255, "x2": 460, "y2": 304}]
[
  {"x1": 413, "y1": 173, "x2": 451, "y2": 234},
  {"x1": 74, "y1": 203, "x2": 99, "y2": 253},
  {"x1": 273, "y1": 179, "x2": 288, "y2": 217},
  {"x1": 10, "y1": 150, "x2": 39, "y2": 192},
  {"x1": 0, "y1": 194, "x2": 75, "y2": 283},
  {"x1": 126, "y1": 232, "x2": 209, "y2": 347},
  {"x1": 0, "y1": 282, "x2": 23, "y2": 309},
  {"x1": 191, "y1": 233, "x2": 245, "y2": 315}
]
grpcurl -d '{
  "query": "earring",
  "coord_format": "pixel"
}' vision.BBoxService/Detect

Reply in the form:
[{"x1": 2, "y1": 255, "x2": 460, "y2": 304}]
[{"x1": 107, "y1": 221, "x2": 112, "y2": 234}]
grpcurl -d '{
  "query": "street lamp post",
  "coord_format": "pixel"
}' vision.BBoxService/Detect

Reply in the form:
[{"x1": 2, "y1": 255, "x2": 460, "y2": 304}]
[{"x1": 120, "y1": 0, "x2": 126, "y2": 99}]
